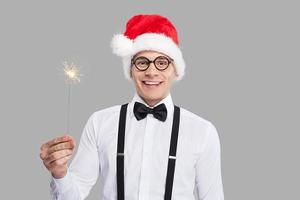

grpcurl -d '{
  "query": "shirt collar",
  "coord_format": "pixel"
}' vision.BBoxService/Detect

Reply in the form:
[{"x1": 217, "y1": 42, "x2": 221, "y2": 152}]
[{"x1": 128, "y1": 92, "x2": 174, "y2": 120}]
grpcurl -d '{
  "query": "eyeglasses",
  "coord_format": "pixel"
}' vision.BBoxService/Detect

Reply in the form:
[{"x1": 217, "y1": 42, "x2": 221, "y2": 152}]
[{"x1": 131, "y1": 56, "x2": 174, "y2": 71}]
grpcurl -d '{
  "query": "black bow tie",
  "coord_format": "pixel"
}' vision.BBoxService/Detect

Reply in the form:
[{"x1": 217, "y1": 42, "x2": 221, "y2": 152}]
[{"x1": 133, "y1": 102, "x2": 167, "y2": 122}]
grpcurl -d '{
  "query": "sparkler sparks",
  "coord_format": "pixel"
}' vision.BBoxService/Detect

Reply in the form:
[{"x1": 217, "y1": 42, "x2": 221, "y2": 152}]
[{"x1": 63, "y1": 61, "x2": 82, "y2": 84}]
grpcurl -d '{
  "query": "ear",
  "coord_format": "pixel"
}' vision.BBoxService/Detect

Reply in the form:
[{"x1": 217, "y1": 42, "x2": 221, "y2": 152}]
[
  {"x1": 171, "y1": 64, "x2": 179, "y2": 79},
  {"x1": 173, "y1": 73, "x2": 179, "y2": 81},
  {"x1": 130, "y1": 67, "x2": 133, "y2": 78}
]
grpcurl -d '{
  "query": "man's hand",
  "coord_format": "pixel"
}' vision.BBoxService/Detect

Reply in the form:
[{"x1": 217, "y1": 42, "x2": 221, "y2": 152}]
[{"x1": 40, "y1": 135, "x2": 76, "y2": 179}]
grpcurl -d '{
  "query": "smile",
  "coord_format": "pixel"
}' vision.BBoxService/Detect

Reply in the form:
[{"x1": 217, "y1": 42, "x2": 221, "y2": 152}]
[{"x1": 142, "y1": 81, "x2": 163, "y2": 87}]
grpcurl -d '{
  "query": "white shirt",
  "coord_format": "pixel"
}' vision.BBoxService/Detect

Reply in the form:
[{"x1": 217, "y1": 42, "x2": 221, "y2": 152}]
[{"x1": 50, "y1": 93, "x2": 224, "y2": 200}]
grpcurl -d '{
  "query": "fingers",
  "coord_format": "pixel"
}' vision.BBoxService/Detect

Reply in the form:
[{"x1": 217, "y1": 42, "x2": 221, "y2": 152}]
[
  {"x1": 50, "y1": 154, "x2": 72, "y2": 167},
  {"x1": 43, "y1": 149, "x2": 73, "y2": 166},
  {"x1": 40, "y1": 135, "x2": 76, "y2": 160},
  {"x1": 47, "y1": 141, "x2": 75, "y2": 155},
  {"x1": 40, "y1": 135, "x2": 76, "y2": 178},
  {"x1": 44, "y1": 135, "x2": 73, "y2": 149}
]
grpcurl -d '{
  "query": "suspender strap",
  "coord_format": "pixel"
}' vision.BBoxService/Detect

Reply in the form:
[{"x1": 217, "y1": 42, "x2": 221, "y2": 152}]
[
  {"x1": 164, "y1": 105, "x2": 180, "y2": 200},
  {"x1": 117, "y1": 104, "x2": 180, "y2": 200},
  {"x1": 117, "y1": 103, "x2": 128, "y2": 200}
]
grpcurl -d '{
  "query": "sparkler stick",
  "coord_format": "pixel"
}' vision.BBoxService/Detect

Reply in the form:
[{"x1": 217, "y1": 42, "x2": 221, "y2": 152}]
[{"x1": 62, "y1": 61, "x2": 82, "y2": 134}]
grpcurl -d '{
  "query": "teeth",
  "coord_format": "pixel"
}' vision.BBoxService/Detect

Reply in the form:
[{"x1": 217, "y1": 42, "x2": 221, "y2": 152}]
[{"x1": 144, "y1": 81, "x2": 161, "y2": 85}]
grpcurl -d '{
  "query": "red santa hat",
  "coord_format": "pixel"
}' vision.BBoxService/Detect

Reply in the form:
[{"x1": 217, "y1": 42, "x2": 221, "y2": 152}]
[{"x1": 111, "y1": 14, "x2": 185, "y2": 81}]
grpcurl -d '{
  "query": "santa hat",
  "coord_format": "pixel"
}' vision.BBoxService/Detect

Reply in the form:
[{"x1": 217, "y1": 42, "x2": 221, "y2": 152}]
[{"x1": 111, "y1": 14, "x2": 185, "y2": 81}]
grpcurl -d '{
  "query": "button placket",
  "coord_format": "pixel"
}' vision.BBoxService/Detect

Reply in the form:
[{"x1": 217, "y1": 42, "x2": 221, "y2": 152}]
[{"x1": 138, "y1": 115, "x2": 155, "y2": 200}]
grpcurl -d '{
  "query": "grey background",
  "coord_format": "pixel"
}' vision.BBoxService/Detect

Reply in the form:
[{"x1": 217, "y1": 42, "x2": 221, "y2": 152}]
[{"x1": 0, "y1": 0, "x2": 299, "y2": 199}]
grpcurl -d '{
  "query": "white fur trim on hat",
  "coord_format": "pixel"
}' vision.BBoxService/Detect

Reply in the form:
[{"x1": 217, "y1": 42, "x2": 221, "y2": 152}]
[{"x1": 111, "y1": 33, "x2": 185, "y2": 81}]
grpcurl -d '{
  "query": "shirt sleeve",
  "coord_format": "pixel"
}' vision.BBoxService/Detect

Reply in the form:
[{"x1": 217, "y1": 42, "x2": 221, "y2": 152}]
[
  {"x1": 50, "y1": 113, "x2": 100, "y2": 200},
  {"x1": 195, "y1": 122, "x2": 224, "y2": 200}
]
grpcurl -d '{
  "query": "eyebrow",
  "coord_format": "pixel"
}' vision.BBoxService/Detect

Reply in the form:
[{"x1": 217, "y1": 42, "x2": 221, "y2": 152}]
[{"x1": 132, "y1": 55, "x2": 173, "y2": 61}]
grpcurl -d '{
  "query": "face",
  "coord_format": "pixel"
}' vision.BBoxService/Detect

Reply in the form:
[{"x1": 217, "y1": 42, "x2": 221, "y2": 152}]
[{"x1": 130, "y1": 50, "x2": 178, "y2": 107}]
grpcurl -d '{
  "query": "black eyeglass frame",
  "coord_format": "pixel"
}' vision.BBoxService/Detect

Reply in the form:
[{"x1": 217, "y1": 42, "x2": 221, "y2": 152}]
[{"x1": 131, "y1": 56, "x2": 174, "y2": 71}]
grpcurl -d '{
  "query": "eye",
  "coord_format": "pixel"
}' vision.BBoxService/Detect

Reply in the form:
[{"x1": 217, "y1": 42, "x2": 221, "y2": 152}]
[
  {"x1": 137, "y1": 61, "x2": 147, "y2": 65},
  {"x1": 135, "y1": 57, "x2": 148, "y2": 64},
  {"x1": 155, "y1": 57, "x2": 169, "y2": 67},
  {"x1": 158, "y1": 61, "x2": 167, "y2": 65}
]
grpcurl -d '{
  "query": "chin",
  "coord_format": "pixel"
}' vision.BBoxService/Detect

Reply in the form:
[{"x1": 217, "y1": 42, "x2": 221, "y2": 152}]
[{"x1": 141, "y1": 92, "x2": 166, "y2": 103}]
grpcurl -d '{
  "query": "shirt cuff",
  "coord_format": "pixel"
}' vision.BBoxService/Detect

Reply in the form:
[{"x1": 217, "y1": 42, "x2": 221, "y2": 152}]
[{"x1": 50, "y1": 170, "x2": 72, "y2": 194}]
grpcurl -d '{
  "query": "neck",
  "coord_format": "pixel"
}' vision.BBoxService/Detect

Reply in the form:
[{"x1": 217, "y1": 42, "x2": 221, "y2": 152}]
[
  {"x1": 143, "y1": 98, "x2": 162, "y2": 107},
  {"x1": 139, "y1": 94, "x2": 168, "y2": 107}
]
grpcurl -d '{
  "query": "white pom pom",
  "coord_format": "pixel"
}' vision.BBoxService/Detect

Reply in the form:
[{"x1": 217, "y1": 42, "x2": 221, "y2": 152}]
[{"x1": 111, "y1": 34, "x2": 134, "y2": 57}]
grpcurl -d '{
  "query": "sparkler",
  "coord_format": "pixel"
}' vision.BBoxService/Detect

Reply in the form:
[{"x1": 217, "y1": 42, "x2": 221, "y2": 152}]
[{"x1": 62, "y1": 61, "x2": 82, "y2": 134}]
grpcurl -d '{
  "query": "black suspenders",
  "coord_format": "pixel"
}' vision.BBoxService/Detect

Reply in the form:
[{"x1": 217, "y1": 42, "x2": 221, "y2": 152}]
[
  {"x1": 117, "y1": 103, "x2": 180, "y2": 200},
  {"x1": 164, "y1": 105, "x2": 180, "y2": 200},
  {"x1": 116, "y1": 103, "x2": 128, "y2": 200}
]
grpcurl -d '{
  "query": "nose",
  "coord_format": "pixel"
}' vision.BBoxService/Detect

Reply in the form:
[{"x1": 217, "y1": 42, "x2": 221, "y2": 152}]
[{"x1": 145, "y1": 62, "x2": 159, "y2": 76}]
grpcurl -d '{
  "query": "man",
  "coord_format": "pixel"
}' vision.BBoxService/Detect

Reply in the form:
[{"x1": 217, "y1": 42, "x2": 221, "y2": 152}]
[{"x1": 40, "y1": 14, "x2": 224, "y2": 200}]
